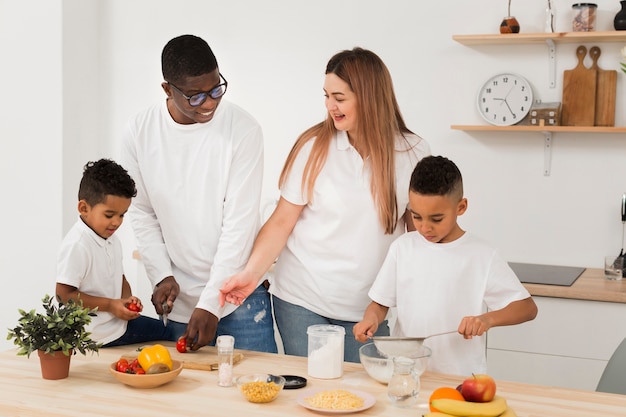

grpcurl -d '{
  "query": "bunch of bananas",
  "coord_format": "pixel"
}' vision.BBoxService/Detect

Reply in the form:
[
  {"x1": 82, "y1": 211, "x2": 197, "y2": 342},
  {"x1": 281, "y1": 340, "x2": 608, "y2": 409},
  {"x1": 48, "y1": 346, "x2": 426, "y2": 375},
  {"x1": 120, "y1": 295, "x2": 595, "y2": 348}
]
[{"x1": 424, "y1": 396, "x2": 517, "y2": 417}]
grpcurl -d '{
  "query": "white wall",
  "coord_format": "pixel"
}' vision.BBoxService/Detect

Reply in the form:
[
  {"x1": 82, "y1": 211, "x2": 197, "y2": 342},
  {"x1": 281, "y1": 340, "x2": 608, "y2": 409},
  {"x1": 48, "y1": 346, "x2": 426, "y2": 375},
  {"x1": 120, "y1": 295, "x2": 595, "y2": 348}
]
[
  {"x1": 2, "y1": 0, "x2": 626, "y2": 352},
  {"x1": 0, "y1": 0, "x2": 63, "y2": 350}
]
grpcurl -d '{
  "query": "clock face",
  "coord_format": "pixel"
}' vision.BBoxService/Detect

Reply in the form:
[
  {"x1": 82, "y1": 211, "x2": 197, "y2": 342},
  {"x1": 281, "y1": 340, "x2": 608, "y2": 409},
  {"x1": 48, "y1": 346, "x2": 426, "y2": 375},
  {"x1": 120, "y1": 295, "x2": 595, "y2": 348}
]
[{"x1": 476, "y1": 73, "x2": 533, "y2": 126}]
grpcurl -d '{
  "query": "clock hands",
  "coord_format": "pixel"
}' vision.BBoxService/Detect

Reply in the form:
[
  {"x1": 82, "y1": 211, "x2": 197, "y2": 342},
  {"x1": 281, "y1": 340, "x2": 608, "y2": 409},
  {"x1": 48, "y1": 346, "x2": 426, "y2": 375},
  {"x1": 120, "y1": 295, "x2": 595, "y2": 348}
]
[
  {"x1": 492, "y1": 95, "x2": 516, "y2": 118},
  {"x1": 503, "y1": 85, "x2": 515, "y2": 101},
  {"x1": 503, "y1": 99, "x2": 515, "y2": 117}
]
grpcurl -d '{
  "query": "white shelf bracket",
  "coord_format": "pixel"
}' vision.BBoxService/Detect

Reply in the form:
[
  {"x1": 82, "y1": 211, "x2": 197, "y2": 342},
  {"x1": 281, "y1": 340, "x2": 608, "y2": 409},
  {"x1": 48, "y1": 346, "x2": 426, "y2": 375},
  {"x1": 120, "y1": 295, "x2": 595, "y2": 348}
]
[
  {"x1": 546, "y1": 39, "x2": 556, "y2": 88},
  {"x1": 543, "y1": 131, "x2": 552, "y2": 176}
]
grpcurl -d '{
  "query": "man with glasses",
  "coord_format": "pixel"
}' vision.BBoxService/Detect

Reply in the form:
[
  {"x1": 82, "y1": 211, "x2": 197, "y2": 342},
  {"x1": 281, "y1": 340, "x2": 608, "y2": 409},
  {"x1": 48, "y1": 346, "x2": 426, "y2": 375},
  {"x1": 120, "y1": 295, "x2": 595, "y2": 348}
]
[{"x1": 120, "y1": 34, "x2": 276, "y2": 353}]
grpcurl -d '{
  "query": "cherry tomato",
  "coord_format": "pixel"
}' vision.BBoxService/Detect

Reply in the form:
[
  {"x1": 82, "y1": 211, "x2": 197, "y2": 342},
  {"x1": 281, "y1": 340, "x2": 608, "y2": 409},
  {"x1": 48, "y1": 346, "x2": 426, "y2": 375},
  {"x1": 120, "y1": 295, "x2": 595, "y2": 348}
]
[
  {"x1": 116, "y1": 358, "x2": 130, "y2": 373},
  {"x1": 176, "y1": 337, "x2": 188, "y2": 353},
  {"x1": 135, "y1": 367, "x2": 146, "y2": 375},
  {"x1": 129, "y1": 358, "x2": 140, "y2": 371},
  {"x1": 127, "y1": 302, "x2": 142, "y2": 312}
]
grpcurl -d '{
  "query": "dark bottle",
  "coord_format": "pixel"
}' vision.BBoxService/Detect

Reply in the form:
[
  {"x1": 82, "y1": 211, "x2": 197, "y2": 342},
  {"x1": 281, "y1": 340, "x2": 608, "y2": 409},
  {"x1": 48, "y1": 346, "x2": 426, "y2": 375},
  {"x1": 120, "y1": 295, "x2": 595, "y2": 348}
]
[{"x1": 615, "y1": 1, "x2": 626, "y2": 30}]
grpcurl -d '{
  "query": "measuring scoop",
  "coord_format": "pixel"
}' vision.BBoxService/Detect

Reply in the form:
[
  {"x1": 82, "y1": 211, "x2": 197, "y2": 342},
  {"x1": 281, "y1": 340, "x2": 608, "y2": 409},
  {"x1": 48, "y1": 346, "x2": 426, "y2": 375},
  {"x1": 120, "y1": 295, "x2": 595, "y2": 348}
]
[{"x1": 371, "y1": 330, "x2": 457, "y2": 357}]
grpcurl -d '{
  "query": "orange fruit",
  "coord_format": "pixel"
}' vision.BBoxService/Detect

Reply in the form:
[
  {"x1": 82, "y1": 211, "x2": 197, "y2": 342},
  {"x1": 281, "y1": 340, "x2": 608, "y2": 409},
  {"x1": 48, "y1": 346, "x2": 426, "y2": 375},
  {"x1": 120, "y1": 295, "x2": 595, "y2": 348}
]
[{"x1": 429, "y1": 386, "x2": 465, "y2": 412}]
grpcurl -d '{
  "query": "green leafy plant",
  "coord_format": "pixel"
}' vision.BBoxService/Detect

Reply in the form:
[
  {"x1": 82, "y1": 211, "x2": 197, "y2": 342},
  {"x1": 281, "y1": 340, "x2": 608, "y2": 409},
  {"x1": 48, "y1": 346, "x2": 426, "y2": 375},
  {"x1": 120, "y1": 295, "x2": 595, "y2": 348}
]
[
  {"x1": 621, "y1": 46, "x2": 626, "y2": 74},
  {"x1": 7, "y1": 294, "x2": 102, "y2": 357}
]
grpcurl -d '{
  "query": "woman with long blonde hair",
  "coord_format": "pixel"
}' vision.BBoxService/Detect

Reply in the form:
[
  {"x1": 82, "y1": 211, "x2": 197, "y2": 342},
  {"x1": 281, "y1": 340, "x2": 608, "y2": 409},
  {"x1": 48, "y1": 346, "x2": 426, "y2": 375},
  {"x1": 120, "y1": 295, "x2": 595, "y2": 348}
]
[{"x1": 220, "y1": 47, "x2": 430, "y2": 362}]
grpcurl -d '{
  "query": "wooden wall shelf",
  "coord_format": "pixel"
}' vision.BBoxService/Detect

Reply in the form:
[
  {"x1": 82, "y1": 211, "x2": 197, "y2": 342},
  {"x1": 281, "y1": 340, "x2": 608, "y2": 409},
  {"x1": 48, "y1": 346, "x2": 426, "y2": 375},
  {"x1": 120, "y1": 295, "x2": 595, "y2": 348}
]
[
  {"x1": 452, "y1": 31, "x2": 626, "y2": 176},
  {"x1": 451, "y1": 125, "x2": 626, "y2": 176},
  {"x1": 451, "y1": 125, "x2": 626, "y2": 133},
  {"x1": 452, "y1": 31, "x2": 626, "y2": 45}
]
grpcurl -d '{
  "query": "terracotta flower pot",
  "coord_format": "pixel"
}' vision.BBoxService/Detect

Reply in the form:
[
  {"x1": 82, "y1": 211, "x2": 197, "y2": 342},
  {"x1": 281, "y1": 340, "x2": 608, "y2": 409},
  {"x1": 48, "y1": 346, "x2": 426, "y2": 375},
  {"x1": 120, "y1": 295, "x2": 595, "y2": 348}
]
[{"x1": 38, "y1": 349, "x2": 72, "y2": 380}]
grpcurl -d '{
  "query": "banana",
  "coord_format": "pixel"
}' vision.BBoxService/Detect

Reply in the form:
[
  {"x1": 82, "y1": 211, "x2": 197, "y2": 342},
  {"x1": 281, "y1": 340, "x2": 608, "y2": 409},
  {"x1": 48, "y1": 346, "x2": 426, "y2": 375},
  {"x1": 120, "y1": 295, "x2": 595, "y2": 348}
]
[
  {"x1": 423, "y1": 408, "x2": 516, "y2": 417},
  {"x1": 422, "y1": 411, "x2": 454, "y2": 417},
  {"x1": 499, "y1": 407, "x2": 518, "y2": 417},
  {"x1": 422, "y1": 413, "x2": 456, "y2": 417},
  {"x1": 429, "y1": 395, "x2": 508, "y2": 417}
]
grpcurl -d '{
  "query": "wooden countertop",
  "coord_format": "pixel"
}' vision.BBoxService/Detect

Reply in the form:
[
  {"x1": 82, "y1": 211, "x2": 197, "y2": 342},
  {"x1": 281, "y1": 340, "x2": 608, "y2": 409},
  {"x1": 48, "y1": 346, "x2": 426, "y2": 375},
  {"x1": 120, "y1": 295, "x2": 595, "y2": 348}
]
[
  {"x1": 1, "y1": 342, "x2": 625, "y2": 416},
  {"x1": 523, "y1": 267, "x2": 626, "y2": 304}
]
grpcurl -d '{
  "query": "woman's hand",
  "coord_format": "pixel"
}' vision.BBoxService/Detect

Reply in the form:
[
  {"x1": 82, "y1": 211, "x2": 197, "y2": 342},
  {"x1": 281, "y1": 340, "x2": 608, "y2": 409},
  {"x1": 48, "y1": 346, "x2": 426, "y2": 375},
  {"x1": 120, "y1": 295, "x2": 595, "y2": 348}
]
[{"x1": 219, "y1": 271, "x2": 262, "y2": 306}]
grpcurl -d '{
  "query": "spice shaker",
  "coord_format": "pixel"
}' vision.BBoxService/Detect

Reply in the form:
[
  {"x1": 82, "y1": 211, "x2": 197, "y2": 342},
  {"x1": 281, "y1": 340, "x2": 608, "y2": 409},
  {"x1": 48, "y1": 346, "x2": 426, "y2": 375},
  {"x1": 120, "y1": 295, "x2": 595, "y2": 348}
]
[{"x1": 216, "y1": 335, "x2": 235, "y2": 387}]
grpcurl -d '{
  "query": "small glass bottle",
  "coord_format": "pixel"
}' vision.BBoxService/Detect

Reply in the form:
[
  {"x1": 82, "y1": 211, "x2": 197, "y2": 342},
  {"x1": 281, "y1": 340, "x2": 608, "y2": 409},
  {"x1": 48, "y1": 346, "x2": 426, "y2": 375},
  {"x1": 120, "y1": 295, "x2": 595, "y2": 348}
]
[
  {"x1": 387, "y1": 357, "x2": 420, "y2": 408},
  {"x1": 216, "y1": 335, "x2": 235, "y2": 387}
]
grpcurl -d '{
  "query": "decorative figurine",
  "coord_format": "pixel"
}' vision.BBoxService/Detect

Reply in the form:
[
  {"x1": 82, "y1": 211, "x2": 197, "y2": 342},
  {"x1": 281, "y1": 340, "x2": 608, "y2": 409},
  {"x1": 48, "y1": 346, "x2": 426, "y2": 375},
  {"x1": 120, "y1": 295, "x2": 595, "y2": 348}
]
[{"x1": 500, "y1": 0, "x2": 521, "y2": 33}]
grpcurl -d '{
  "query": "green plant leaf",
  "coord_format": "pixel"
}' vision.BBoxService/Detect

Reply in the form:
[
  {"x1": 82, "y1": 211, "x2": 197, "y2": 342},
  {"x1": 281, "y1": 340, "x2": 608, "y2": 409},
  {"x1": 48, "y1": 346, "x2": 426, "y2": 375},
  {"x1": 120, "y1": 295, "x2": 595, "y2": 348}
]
[{"x1": 6, "y1": 294, "x2": 102, "y2": 358}]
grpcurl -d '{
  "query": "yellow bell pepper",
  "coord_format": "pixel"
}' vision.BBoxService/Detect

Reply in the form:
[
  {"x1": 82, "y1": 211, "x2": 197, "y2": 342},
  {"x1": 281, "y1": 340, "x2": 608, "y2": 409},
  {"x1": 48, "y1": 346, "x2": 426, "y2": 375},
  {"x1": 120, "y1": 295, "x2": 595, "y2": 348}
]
[{"x1": 137, "y1": 344, "x2": 173, "y2": 374}]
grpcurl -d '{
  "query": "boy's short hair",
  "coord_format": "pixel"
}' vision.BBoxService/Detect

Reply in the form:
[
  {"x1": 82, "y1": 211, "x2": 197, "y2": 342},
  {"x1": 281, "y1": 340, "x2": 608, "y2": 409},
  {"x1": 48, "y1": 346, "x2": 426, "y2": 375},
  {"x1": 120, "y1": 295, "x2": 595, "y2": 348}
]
[
  {"x1": 78, "y1": 159, "x2": 137, "y2": 206},
  {"x1": 410, "y1": 155, "x2": 463, "y2": 200},
  {"x1": 161, "y1": 34, "x2": 218, "y2": 84}
]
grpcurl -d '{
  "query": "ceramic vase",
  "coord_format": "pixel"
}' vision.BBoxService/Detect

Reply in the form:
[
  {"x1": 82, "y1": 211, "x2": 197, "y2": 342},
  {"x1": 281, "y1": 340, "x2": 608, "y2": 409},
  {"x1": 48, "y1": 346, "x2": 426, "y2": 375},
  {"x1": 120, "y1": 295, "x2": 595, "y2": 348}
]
[
  {"x1": 615, "y1": 1, "x2": 626, "y2": 30},
  {"x1": 500, "y1": 16, "x2": 520, "y2": 34},
  {"x1": 38, "y1": 349, "x2": 72, "y2": 380}
]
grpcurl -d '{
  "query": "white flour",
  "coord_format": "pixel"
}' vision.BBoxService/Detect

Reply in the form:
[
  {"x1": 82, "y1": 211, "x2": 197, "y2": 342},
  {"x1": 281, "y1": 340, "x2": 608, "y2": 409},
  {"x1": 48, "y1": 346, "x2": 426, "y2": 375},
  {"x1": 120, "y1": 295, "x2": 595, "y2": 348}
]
[{"x1": 307, "y1": 335, "x2": 344, "y2": 379}]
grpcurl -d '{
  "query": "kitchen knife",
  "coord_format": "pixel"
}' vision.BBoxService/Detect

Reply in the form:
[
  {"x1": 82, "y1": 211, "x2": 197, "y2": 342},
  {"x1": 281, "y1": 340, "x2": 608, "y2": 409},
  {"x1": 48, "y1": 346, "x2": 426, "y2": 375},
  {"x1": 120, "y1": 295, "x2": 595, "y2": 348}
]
[{"x1": 160, "y1": 301, "x2": 169, "y2": 327}]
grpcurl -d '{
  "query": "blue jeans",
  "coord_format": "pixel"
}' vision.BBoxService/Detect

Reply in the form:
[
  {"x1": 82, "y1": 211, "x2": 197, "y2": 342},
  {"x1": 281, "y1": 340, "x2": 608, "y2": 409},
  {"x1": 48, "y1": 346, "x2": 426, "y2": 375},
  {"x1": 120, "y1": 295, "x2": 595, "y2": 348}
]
[
  {"x1": 103, "y1": 315, "x2": 169, "y2": 347},
  {"x1": 163, "y1": 284, "x2": 278, "y2": 353},
  {"x1": 273, "y1": 296, "x2": 389, "y2": 363}
]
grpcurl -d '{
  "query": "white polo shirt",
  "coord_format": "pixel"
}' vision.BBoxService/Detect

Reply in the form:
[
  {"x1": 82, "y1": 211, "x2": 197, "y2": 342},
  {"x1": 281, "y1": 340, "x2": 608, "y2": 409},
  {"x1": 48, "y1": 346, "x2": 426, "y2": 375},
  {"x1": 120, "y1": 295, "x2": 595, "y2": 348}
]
[
  {"x1": 55, "y1": 218, "x2": 126, "y2": 345},
  {"x1": 270, "y1": 130, "x2": 430, "y2": 321}
]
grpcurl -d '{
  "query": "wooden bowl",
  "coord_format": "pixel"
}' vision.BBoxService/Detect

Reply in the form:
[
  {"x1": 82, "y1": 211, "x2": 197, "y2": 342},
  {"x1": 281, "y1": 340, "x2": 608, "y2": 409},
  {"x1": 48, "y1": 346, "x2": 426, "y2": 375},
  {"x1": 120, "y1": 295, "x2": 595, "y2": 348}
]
[{"x1": 109, "y1": 360, "x2": 183, "y2": 388}]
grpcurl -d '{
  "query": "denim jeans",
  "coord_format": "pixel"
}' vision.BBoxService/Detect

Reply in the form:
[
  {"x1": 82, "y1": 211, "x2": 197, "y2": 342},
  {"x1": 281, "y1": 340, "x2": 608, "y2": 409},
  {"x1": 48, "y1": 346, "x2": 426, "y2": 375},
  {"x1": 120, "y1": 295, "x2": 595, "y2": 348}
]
[
  {"x1": 103, "y1": 315, "x2": 169, "y2": 347},
  {"x1": 161, "y1": 284, "x2": 278, "y2": 353},
  {"x1": 273, "y1": 296, "x2": 389, "y2": 363}
]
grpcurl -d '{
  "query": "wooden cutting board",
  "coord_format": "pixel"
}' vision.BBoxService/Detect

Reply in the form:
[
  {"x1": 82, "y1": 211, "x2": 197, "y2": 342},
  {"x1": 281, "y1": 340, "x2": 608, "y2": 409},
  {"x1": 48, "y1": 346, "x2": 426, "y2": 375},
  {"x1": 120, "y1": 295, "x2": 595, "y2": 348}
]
[
  {"x1": 561, "y1": 45, "x2": 597, "y2": 126},
  {"x1": 119, "y1": 342, "x2": 244, "y2": 371},
  {"x1": 589, "y1": 46, "x2": 617, "y2": 126}
]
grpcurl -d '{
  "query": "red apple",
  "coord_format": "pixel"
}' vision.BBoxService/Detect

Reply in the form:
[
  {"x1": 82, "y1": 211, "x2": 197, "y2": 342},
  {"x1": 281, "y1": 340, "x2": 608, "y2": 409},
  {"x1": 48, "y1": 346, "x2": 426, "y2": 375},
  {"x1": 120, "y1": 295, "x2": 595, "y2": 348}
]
[{"x1": 460, "y1": 374, "x2": 496, "y2": 402}]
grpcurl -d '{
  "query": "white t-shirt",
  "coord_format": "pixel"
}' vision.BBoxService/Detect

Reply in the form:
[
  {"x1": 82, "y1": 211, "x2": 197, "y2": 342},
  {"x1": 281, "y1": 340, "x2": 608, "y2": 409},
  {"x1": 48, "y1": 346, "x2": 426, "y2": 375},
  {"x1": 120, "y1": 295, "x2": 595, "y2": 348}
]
[
  {"x1": 271, "y1": 130, "x2": 430, "y2": 321},
  {"x1": 369, "y1": 231, "x2": 531, "y2": 376},
  {"x1": 55, "y1": 218, "x2": 126, "y2": 345},
  {"x1": 120, "y1": 99, "x2": 264, "y2": 321}
]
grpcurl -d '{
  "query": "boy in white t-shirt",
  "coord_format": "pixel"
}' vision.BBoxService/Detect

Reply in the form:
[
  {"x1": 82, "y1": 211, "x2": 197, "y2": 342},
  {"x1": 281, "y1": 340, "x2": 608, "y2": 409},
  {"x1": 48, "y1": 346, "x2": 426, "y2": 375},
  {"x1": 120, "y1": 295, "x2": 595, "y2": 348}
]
[
  {"x1": 353, "y1": 155, "x2": 538, "y2": 375},
  {"x1": 56, "y1": 159, "x2": 168, "y2": 346}
]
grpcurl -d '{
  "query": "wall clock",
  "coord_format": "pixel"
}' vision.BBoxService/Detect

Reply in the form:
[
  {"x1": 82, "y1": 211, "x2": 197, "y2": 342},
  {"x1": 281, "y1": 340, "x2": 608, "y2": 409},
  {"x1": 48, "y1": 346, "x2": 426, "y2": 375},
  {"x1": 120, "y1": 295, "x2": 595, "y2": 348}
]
[{"x1": 476, "y1": 73, "x2": 533, "y2": 126}]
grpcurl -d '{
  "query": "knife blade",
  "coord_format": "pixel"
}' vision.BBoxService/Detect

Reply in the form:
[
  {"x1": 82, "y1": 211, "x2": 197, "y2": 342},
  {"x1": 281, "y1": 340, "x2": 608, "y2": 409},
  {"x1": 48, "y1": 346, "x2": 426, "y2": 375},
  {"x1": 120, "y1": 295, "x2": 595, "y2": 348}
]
[{"x1": 160, "y1": 301, "x2": 169, "y2": 327}]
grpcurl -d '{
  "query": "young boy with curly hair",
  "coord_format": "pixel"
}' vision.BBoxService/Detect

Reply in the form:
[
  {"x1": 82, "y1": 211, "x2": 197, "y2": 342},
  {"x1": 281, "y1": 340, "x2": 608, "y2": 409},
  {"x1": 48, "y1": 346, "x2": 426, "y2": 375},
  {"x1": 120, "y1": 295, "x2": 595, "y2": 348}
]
[
  {"x1": 55, "y1": 159, "x2": 167, "y2": 346},
  {"x1": 353, "y1": 155, "x2": 537, "y2": 375}
]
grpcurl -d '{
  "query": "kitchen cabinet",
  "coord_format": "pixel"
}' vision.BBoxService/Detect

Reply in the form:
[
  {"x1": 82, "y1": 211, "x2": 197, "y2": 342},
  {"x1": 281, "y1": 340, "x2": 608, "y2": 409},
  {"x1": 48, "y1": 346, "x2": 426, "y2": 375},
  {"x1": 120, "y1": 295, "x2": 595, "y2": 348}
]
[
  {"x1": 487, "y1": 268, "x2": 626, "y2": 391},
  {"x1": 452, "y1": 31, "x2": 626, "y2": 175}
]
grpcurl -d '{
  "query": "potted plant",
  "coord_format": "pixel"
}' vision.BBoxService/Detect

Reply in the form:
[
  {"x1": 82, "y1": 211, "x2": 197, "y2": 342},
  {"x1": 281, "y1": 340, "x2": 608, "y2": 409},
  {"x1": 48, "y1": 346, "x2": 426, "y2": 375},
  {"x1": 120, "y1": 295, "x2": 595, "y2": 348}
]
[{"x1": 6, "y1": 294, "x2": 102, "y2": 379}]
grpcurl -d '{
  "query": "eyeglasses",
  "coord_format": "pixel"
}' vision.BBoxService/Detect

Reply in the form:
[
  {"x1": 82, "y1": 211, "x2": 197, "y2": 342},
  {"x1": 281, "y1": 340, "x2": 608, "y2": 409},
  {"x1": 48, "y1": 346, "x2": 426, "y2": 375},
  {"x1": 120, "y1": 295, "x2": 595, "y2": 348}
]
[{"x1": 168, "y1": 73, "x2": 228, "y2": 106}]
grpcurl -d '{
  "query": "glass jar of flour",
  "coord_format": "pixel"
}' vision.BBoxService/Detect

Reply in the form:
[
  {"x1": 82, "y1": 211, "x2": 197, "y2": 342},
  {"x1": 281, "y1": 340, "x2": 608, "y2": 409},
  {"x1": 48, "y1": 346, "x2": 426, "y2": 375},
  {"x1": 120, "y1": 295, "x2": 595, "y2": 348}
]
[{"x1": 307, "y1": 324, "x2": 345, "y2": 379}]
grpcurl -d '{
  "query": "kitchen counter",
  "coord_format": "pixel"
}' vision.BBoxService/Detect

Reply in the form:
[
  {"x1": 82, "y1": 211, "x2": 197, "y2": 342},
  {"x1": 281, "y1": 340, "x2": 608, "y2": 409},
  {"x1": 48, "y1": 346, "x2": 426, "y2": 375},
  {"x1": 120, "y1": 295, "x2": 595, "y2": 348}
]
[
  {"x1": 523, "y1": 267, "x2": 626, "y2": 303},
  {"x1": 1, "y1": 342, "x2": 625, "y2": 416}
]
